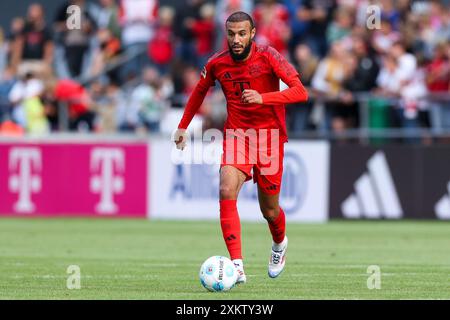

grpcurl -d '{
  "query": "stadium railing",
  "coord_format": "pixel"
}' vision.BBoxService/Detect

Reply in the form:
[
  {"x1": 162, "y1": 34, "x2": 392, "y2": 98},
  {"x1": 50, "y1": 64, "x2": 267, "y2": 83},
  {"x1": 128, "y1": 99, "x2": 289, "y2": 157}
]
[{"x1": 289, "y1": 90, "x2": 450, "y2": 143}]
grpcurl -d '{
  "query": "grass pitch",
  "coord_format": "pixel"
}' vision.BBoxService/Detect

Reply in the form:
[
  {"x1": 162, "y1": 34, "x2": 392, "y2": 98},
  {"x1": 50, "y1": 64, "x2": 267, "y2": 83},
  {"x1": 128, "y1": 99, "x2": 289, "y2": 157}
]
[{"x1": 0, "y1": 218, "x2": 449, "y2": 300}]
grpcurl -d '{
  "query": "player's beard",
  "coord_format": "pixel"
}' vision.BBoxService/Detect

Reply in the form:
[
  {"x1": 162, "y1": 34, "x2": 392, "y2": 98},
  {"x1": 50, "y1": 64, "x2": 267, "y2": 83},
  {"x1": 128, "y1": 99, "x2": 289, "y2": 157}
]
[{"x1": 229, "y1": 41, "x2": 253, "y2": 61}]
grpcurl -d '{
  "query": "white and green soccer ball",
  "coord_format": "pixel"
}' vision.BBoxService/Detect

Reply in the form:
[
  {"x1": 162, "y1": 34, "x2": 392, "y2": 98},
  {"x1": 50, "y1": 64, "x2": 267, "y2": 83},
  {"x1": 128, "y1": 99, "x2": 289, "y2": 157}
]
[{"x1": 199, "y1": 256, "x2": 238, "y2": 292}]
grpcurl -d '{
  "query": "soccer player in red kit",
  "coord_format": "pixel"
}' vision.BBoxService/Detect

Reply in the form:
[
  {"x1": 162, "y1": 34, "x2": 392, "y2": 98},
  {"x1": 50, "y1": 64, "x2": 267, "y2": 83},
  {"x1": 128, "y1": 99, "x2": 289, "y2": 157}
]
[{"x1": 174, "y1": 11, "x2": 308, "y2": 283}]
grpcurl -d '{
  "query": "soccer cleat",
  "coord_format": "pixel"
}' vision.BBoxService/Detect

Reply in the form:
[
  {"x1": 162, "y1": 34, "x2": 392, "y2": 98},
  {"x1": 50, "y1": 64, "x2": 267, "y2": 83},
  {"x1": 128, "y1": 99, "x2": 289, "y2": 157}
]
[
  {"x1": 233, "y1": 259, "x2": 247, "y2": 284},
  {"x1": 268, "y1": 236, "x2": 288, "y2": 278}
]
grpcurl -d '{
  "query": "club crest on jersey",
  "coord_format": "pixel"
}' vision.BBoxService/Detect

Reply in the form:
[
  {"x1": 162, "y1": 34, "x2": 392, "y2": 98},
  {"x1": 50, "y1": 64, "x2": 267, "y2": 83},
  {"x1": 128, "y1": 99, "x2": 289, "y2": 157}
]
[
  {"x1": 201, "y1": 66, "x2": 207, "y2": 79},
  {"x1": 249, "y1": 64, "x2": 264, "y2": 77}
]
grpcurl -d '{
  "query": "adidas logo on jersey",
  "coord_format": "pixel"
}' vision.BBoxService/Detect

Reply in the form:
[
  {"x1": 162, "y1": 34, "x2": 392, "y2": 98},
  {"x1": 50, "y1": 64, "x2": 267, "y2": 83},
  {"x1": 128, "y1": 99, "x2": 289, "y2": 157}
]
[
  {"x1": 341, "y1": 151, "x2": 403, "y2": 219},
  {"x1": 223, "y1": 72, "x2": 232, "y2": 80},
  {"x1": 434, "y1": 182, "x2": 450, "y2": 219}
]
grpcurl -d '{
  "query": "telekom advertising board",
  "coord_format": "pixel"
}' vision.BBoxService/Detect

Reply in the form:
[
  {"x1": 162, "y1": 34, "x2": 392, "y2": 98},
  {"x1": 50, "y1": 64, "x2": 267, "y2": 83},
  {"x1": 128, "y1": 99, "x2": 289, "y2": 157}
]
[{"x1": 0, "y1": 141, "x2": 147, "y2": 217}]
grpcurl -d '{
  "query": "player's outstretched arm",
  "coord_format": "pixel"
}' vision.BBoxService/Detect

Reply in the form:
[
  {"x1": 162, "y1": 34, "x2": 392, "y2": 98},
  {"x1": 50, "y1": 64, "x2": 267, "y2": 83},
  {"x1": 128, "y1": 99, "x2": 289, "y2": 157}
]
[
  {"x1": 177, "y1": 84, "x2": 209, "y2": 127},
  {"x1": 260, "y1": 77, "x2": 309, "y2": 105},
  {"x1": 260, "y1": 46, "x2": 309, "y2": 105},
  {"x1": 241, "y1": 79, "x2": 308, "y2": 105},
  {"x1": 175, "y1": 63, "x2": 216, "y2": 150},
  {"x1": 174, "y1": 84, "x2": 208, "y2": 150}
]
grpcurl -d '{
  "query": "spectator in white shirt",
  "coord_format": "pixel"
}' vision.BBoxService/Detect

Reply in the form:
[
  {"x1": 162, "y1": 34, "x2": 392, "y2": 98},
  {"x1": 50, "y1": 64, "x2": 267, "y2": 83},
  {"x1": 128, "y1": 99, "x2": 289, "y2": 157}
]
[{"x1": 119, "y1": 0, "x2": 158, "y2": 81}]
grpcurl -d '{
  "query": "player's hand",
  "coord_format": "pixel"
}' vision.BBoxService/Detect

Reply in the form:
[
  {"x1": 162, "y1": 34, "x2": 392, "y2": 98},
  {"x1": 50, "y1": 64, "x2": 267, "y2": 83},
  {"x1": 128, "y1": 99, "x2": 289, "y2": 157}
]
[
  {"x1": 241, "y1": 89, "x2": 263, "y2": 104},
  {"x1": 173, "y1": 129, "x2": 188, "y2": 150}
]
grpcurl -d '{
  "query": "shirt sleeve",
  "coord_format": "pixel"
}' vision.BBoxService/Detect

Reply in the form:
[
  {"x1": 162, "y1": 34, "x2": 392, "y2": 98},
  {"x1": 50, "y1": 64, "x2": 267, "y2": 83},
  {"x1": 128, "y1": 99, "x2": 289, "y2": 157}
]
[
  {"x1": 177, "y1": 61, "x2": 216, "y2": 129},
  {"x1": 261, "y1": 46, "x2": 308, "y2": 105}
]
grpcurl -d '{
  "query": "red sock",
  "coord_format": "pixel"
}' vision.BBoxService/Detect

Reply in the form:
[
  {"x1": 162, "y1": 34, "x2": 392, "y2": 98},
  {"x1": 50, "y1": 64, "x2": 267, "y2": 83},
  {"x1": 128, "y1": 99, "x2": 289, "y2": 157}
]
[
  {"x1": 220, "y1": 199, "x2": 242, "y2": 260},
  {"x1": 268, "y1": 207, "x2": 286, "y2": 244}
]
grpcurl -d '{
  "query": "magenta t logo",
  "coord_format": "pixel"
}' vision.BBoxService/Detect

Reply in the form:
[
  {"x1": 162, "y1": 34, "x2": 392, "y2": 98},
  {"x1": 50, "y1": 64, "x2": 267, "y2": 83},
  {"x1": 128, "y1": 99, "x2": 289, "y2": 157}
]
[
  {"x1": 8, "y1": 147, "x2": 42, "y2": 213},
  {"x1": 90, "y1": 148, "x2": 125, "y2": 214}
]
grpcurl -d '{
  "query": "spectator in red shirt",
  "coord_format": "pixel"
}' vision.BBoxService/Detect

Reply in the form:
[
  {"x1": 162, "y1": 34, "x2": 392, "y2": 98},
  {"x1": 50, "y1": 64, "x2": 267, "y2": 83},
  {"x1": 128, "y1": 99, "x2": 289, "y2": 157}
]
[
  {"x1": 426, "y1": 42, "x2": 450, "y2": 93},
  {"x1": 427, "y1": 42, "x2": 450, "y2": 131},
  {"x1": 188, "y1": 3, "x2": 216, "y2": 68},
  {"x1": 148, "y1": 6, "x2": 175, "y2": 75},
  {"x1": 54, "y1": 79, "x2": 96, "y2": 131},
  {"x1": 253, "y1": 0, "x2": 291, "y2": 56}
]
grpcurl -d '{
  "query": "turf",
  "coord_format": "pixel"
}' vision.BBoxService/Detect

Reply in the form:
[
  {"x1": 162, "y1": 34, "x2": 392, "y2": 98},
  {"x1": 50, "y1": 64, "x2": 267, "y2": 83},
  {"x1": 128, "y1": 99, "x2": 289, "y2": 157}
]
[{"x1": 0, "y1": 218, "x2": 449, "y2": 300}]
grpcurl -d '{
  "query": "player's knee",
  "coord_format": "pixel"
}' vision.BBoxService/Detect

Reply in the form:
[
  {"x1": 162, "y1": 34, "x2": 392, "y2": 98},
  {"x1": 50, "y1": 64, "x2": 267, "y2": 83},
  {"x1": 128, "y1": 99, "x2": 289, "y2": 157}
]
[
  {"x1": 219, "y1": 185, "x2": 237, "y2": 200},
  {"x1": 261, "y1": 207, "x2": 280, "y2": 222}
]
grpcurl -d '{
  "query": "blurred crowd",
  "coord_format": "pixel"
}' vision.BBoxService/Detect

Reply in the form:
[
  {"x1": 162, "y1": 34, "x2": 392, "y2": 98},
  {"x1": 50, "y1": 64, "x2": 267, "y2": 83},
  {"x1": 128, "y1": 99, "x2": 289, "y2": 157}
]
[{"x1": 0, "y1": 0, "x2": 449, "y2": 139}]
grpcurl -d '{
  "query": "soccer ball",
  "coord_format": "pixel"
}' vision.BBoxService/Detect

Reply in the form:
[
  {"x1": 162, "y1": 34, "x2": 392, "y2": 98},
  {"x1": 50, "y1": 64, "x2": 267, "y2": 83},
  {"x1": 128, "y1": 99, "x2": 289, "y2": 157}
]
[{"x1": 199, "y1": 256, "x2": 238, "y2": 292}]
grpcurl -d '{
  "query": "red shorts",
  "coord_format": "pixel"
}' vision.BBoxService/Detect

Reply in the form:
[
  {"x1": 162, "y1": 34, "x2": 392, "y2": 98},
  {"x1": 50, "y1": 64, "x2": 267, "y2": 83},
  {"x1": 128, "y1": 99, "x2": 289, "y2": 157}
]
[{"x1": 220, "y1": 135, "x2": 284, "y2": 195}]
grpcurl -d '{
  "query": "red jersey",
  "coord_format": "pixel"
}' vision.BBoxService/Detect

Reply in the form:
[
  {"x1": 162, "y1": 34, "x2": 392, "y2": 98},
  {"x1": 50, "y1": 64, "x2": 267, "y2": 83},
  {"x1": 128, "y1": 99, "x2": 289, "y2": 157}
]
[{"x1": 178, "y1": 42, "x2": 308, "y2": 143}]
